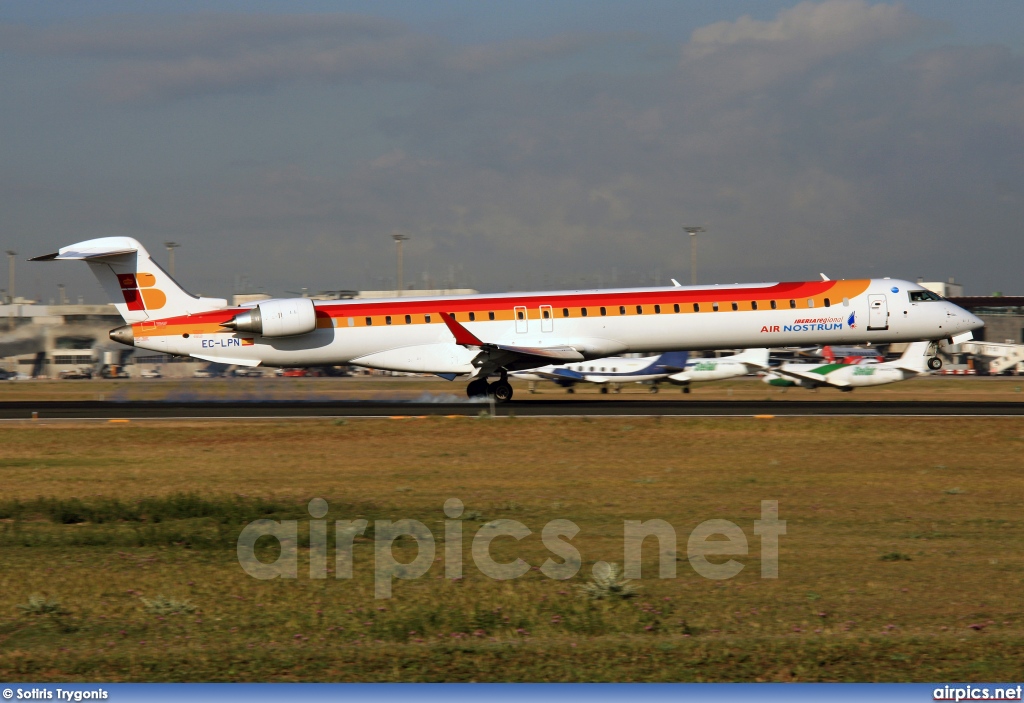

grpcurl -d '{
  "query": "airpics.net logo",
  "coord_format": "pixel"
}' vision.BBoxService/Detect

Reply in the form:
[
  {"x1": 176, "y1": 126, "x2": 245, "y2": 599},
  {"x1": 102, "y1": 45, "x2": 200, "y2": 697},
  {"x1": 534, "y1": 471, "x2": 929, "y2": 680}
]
[{"x1": 236, "y1": 499, "x2": 786, "y2": 599}]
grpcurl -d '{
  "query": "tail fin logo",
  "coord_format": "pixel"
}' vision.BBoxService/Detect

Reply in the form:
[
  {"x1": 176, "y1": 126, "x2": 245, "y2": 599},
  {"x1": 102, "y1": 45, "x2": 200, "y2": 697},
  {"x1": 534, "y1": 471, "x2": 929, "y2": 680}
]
[
  {"x1": 847, "y1": 312, "x2": 857, "y2": 329},
  {"x1": 118, "y1": 272, "x2": 167, "y2": 311}
]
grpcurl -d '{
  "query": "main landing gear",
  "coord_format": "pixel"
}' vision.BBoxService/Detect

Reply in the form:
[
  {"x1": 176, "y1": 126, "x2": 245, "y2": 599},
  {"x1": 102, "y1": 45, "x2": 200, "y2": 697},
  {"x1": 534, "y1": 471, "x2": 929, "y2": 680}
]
[
  {"x1": 466, "y1": 373, "x2": 515, "y2": 402},
  {"x1": 927, "y1": 357, "x2": 943, "y2": 371}
]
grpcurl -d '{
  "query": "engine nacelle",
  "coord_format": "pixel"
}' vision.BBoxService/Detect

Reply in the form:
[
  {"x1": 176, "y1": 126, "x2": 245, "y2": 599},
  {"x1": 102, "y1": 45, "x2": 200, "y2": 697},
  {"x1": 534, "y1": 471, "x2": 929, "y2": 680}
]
[{"x1": 224, "y1": 298, "x2": 317, "y2": 338}]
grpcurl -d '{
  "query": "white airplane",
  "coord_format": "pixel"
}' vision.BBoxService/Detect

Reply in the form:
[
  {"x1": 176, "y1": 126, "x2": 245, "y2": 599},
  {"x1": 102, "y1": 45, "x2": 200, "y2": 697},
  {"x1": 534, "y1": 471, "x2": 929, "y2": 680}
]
[
  {"x1": 33, "y1": 237, "x2": 982, "y2": 402},
  {"x1": 513, "y1": 351, "x2": 691, "y2": 393},
  {"x1": 762, "y1": 341, "x2": 938, "y2": 391},
  {"x1": 666, "y1": 348, "x2": 770, "y2": 391},
  {"x1": 515, "y1": 348, "x2": 769, "y2": 393}
]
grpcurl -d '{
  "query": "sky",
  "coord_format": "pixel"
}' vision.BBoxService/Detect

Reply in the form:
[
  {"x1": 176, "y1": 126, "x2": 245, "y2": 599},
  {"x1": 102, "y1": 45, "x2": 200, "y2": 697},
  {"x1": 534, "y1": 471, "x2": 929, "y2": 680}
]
[{"x1": 1, "y1": 1, "x2": 1022, "y2": 302}]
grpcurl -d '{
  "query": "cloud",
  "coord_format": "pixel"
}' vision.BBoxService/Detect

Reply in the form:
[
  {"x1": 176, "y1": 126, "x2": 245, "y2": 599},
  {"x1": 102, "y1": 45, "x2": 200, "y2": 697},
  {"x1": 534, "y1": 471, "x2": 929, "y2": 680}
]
[
  {"x1": 3, "y1": 2, "x2": 1022, "y2": 297},
  {"x1": 678, "y1": 0, "x2": 931, "y2": 97},
  {"x1": 1, "y1": 13, "x2": 610, "y2": 103}
]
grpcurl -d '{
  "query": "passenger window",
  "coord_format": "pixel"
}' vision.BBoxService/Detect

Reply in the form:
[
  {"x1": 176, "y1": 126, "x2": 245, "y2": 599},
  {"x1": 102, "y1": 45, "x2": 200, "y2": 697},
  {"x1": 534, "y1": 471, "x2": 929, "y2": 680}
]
[
  {"x1": 385, "y1": 315, "x2": 392, "y2": 325},
  {"x1": 425, "y1": 314, "x2": 431, "y2": 323},
  {"x1": 347, "y1": 317, "x2": 354, "y2": 327},
  {"x1": 612, "y1": 367, "x2": 618, "y2": 372},
  {"x1": 807, "y1": 299, "x2": 815, "y2": 308},
  {"x1": 789, "y1": 300, "x2": 796, "y2": 309},
  {"x1": 636, "y1": 305, "x2": 643, "y2": 314},
  {"x1": 517, "y1": 311, "x2": 524, "y2": 320},
  {"x1": 770, "y1": 300, "x2": 777, "y2": 310},
  {"x1": 582, "y1": 308, "x2": 588, "y2": 317},
  {"x1": 469, "y1": 312, "x2": 476, "y2": 321},
  {"x1": 543, "y1": 309, "x2": 550, "y2": 319},
  {"x1": 449, "y1": 312, "x2": 456, "y2": 320},
  {"x1": 842, "y1": 297, "x2": 849, "y2": 307},
  {"x1": 693, "y1": 303, "x2": 700, "y2": 312},
  {"x1": 600, "y1": 307, "x2": 606, "y2": 316},
  {"x1": 489, "y1": 311, "x2": 495, "y2": 320},
  {"x1": 654, "y1": 304, "x2": 661, "y2": 314},
  {"x1": 562, "y1": 308, "x2": 569, "y2": 317},
  {"x1": 731, "y1": 302, "x2": 738, "y2": 311},
  {"x1": 751, "y1": 301, "x2": 758, "y2": 310},
  {"x1": 674, "y1": 303, "x2": 680, "y2": 313},
  {"x1": 619, "y1": 306, "x2": 626, "y2": 315},
  {"x1": 365, "y1": 317, "x2": 372, "y2": 326},
  {"x1": 824, "y1": 298, "x2": 831, "y2": 308},
  {"x1": 405, "y1": 314, "x2": 411, "y2": 324},
  {"x1": 712, "y1": 302, "x2": 719, "y2": 312}
]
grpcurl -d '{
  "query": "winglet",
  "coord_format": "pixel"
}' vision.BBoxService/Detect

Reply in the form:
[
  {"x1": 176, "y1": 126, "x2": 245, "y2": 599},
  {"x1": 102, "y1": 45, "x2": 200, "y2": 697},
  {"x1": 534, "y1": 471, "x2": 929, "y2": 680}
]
[
  {"x1": 670, "y1": 278, "x2": 682, "y2": 287},
  {"x1": 439, "y1": 311, "x2": 484, "y2": 346},
  {"x1": 819, "y1": 273, "x2": 830, "y2": 281}
]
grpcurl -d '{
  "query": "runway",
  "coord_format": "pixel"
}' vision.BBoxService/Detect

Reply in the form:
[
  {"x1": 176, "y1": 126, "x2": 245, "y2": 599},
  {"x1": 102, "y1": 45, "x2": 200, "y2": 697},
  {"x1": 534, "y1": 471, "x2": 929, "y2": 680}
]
[{"x1": 2, "y1": 399, "x2": 1024, "y2": 419}]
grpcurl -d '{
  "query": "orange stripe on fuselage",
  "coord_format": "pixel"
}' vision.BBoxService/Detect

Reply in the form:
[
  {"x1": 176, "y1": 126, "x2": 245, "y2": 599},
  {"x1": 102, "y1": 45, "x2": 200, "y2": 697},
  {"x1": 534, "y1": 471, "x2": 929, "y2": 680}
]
[{"x1": 132, "y1": 280, "x2": 871, "y2": 337}]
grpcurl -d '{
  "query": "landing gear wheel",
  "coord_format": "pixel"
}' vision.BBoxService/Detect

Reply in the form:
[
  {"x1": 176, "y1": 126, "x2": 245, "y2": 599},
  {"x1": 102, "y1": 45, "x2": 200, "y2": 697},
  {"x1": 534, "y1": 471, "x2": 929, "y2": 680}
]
[
  {"x1": 566, "y1": 387, "x2": 575, "y2": 394},
  {"x1": 600, "y1": 387, "x2": 609, "y2": 394},
  {"x1": 467, "y1": 379, "x2": 489, "y2": 398},
  {"x1": 649, "y1": 386, "x2": 659, "y2": 394},
  {"x1": 927, "y1": 357, "x2": 943, "y2": 371},
  {"x1": 490, "y1": 380, "x2": 514, "y2": 403},
  {"x1": 682, "y1": 386, "x2": 691, "y2": 394}
]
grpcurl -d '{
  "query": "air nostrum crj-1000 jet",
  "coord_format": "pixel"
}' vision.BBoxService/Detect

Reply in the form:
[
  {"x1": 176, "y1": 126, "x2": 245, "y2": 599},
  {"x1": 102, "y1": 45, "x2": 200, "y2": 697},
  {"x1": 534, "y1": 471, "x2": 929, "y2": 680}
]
[{"x1": 34, "y1": 237, "x2": 982, "y2": 402}]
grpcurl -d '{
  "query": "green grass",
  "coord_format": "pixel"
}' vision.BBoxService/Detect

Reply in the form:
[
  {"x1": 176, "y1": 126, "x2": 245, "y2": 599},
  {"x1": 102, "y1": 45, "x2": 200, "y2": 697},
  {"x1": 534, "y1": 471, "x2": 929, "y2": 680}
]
[{"x1": 1, "y1": 417, "x2": 1022, "y2": 681}]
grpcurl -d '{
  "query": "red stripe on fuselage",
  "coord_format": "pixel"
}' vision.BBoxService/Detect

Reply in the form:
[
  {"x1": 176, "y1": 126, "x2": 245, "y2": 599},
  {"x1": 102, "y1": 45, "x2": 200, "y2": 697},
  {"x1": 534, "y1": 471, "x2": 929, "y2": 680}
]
[{"x1": 146, "y1": 280, "x2": 859, "y2": 329}]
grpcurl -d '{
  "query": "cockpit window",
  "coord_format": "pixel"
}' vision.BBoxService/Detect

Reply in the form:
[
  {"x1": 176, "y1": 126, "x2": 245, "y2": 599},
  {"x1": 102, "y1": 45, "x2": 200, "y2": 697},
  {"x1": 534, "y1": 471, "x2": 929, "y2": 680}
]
[{"x1": 909, "y1": 290, "x2": 943, "y2": 302}]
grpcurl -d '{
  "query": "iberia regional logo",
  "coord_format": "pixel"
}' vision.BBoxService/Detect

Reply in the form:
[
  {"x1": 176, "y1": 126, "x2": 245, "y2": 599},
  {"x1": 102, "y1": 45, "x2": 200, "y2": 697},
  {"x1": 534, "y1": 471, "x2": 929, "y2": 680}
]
[
  {"x1": 847, "y1": 311, "x2": 857, "y2": 329},
  {"x1": 117, "y1": 272, "x2": 166, "y2": 312}
]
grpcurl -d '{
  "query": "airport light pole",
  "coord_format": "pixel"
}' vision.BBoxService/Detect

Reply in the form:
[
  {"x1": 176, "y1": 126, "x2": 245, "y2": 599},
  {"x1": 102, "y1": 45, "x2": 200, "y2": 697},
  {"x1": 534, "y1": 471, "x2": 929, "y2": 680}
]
[
  {"x1": 683, "y1": 226, "x2": 706, "y2": 285},
  {"x1": 392, "y1": 233, "x2": 409, "y2": 296},
  {"x1": 164, "y1": 242, "x2": 180, "y2": 277},
  {"x1": 5, "y1": 250, "x2": 15, "y2": 330},
  {"x1": 4, "y1": 250, "x2": 16, "y2": 304}
]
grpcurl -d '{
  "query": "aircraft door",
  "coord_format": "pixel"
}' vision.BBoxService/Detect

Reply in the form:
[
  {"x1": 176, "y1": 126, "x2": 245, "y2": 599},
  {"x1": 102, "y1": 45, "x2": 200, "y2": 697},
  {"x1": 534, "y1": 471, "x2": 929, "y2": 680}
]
[
  {"x1": 868, "y1": 294, "x2": 888, "y2": 330},
  {"x1": 539, "y1": 305, "x2": 553, "y2": 333},
  {"x1": 514, "y1": 306, "x2": 528, "y2": 334}
]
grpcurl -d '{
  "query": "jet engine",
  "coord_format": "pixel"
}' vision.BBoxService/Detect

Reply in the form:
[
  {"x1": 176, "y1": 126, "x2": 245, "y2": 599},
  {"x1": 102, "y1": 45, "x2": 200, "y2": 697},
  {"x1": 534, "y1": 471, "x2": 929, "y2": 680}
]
[{"x1": 223, "y1": 298, "x2": 318, "y2": 337}]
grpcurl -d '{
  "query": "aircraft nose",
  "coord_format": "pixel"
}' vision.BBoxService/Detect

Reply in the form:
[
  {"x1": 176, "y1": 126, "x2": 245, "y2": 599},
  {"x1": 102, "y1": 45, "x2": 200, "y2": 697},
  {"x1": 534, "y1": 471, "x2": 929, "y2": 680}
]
[{"x1": 966, "y1": 311, "x2": 984, "y2": 331}]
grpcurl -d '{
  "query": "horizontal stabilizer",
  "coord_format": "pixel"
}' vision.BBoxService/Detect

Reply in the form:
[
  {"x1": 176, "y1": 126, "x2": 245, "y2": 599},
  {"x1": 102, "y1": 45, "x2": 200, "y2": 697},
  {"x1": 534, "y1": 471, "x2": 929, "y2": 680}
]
[{"x1": 32, "y1": 239, "x2": 139, "y2": 261}]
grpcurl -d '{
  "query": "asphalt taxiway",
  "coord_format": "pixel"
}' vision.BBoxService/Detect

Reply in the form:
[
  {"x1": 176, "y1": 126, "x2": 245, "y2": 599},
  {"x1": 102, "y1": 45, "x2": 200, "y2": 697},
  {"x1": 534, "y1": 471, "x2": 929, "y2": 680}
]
[{"x1": 1, "y1": 399, "x2": 1023, "y2": 420}]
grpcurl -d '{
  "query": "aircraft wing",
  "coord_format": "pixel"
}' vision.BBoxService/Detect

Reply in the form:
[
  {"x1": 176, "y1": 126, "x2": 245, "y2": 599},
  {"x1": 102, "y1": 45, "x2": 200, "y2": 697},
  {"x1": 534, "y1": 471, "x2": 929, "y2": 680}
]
[
  {"x1": 439, "y1": 312, "x2": 585, "y2": 365},
  {"x1": 773, "y1": 365, "x2": 850, "y2": 388},
  {"x1": 520, "y1": 367, "x2": 587, "y2": 382}
]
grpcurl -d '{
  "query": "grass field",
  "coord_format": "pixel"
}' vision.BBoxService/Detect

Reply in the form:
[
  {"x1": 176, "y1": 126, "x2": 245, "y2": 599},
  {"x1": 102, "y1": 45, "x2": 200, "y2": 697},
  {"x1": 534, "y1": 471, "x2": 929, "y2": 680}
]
[
  {"x1": 1, "y1": 416, "x2": 1022, "y2": 681},
  {"x1": 1, "y1": 375, "x2": 1023, "y2": 403}
]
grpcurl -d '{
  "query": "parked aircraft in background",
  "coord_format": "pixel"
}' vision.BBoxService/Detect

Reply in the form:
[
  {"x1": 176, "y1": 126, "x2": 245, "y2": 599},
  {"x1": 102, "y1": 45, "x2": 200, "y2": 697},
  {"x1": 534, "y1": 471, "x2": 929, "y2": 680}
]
[
  {"x1": 666, "y1": 348, "x2": 771, "y2": 391},
  {"x1": 816, "y1": 345, "x2": 885, "y2": 364},
  {"x1": 762, "y1": 341, "x2": 939, "y2": 391},
  {"x1": 512, "y1": 351, "x2": 690, "y2": 393},
  {"x1": 516, "y1": 347, "x2": 770, "y2": 393},
  {"x1": 34, "y1": 237, "x2": 981, "y2": 402}
]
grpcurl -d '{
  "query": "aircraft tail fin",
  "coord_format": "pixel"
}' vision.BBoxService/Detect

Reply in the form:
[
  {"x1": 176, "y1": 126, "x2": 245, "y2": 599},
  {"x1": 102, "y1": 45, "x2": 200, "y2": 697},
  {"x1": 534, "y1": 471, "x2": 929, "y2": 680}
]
[
  {"x1": 893, "y1": 341, "x2": 934, "y2": 374},
  {"x1": 655, "y1": 351, "x2": 689, "y2": 371},
  {"x1": 32, "y1": 237, "x2": 227, "y2": 323}
]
